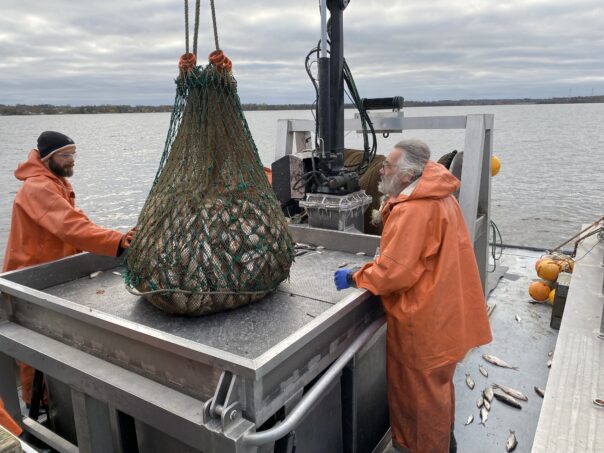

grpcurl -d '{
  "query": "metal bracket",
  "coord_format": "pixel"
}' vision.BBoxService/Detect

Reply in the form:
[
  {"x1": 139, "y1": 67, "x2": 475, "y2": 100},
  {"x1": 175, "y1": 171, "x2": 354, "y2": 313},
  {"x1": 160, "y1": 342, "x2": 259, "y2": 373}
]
[{"x1": 203, "y1": 371, "x2": 242, "y2": 432}]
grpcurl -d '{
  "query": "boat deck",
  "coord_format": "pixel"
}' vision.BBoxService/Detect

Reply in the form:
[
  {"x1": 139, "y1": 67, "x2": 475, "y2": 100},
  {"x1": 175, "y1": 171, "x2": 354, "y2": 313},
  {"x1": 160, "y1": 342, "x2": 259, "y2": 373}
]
[{"x1": 453, "y1": 247, "x2": 558, "y2": 453}]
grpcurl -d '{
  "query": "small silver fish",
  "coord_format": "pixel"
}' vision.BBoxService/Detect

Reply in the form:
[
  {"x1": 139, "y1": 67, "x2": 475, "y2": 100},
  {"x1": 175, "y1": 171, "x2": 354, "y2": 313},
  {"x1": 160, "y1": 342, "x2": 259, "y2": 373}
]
[
  {"x1": 482, "y1": 354, "x2": 519, "y2": 370},
  {"x1": 464, "y1": 415, "x2": 474, "y2": 425},
  {"x1": 479, "y1": 407, "x2": 489, "y2": 425},
  {"x1": 484, "y1": 399, "x2": 491, "y2": 411},
  {"x1": 479, "y1": 364, "x2": 488, "y2": 377},
  {"x1": 316, "y1": 246, "x2": 325, "y2": 251},
  {"x1": 534, "y1": 386, "x2": 545, "y2": 398},
  {"x1": 355, "y1": 251, "x2": 366, "y2": 256},
  {"x1": 547, "y1": 359, "x2": 552, "y2": 368},
  {"x1": 493, "y1": 392, "x2": 522, "y2": 409},
  {"x1": 89, "y1": 271, "x2": 103, "y2": 279},
  {"x1": 506, "y1": 430, "x2": 518, "y2": 452},
  {"x1": 476, "y1": 396, "x2": 484, "y2": 408},
  {"x1": 295, "y1": 242, "x2": 315, "y2": 250},
  {"x1": 492, "y1": 383, "x2": 528, "y2": 401},
  {"x1": 338, "y1": 262, "x2": 349, "y2": 268},
  {"x1": 483, "y1": 386, "x2": 494, "y2": 402},
  {"x1": 515, "y1": 314, "x2": 521, "y2": 322},
  {"x1": 465, "y1": 373, "x2": 475, "y2": 390},
  {"x1": 112, "y1": 271, "x2": 122, "y2": 276},
  {"x1": 548, "y1": 351, "x2": 554, "y2": 357}
]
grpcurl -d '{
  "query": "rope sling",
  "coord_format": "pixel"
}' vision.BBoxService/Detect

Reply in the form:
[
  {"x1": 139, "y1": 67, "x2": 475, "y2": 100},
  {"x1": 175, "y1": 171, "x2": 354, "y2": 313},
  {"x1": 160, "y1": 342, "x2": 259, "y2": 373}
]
[{"x1": 125, "y1": 0, "x2": 295, "y2": 315}]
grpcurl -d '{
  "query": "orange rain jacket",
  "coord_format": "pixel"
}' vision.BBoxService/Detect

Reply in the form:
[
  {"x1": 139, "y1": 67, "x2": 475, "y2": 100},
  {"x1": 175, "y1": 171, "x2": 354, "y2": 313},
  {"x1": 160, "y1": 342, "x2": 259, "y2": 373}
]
[
  {"x1": 2, "y1": 150, "x2": 124, "y2": 410},
  {"x1": 353, "y1": 161, "x2": 492, "y2": 450},
  {"x1": 2, "y1": 150, "x2": 124, "y2": 272}
]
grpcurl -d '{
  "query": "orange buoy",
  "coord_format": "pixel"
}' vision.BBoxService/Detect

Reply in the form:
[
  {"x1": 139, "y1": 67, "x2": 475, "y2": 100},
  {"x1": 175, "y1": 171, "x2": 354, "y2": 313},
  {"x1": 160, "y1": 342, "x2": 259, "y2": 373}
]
[
  {"x1": 537, "y1": 262, "x2": 560, "y2": 281},
  {"x1": 491, "y1": 155, "x2": 501, "y2": 176},
  {"x1": 529, "y1": 281, "x2": 551, "y2": 302},
  {"x1": 548, "y1": 289, "x2": 556, "y2": 304},
  {"x1": 559, "y1": 258, "x2": 574, "y2": 273},
  {"x1": 535, "y1": 255, "x2": 554, "y2": 272}
]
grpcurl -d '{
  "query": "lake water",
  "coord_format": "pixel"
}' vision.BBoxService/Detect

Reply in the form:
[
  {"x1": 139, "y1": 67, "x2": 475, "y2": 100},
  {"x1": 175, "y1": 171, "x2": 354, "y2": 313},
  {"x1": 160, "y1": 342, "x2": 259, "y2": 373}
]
[{"x1": 1, "y1": 103, "x2": 603, "y2": 266}]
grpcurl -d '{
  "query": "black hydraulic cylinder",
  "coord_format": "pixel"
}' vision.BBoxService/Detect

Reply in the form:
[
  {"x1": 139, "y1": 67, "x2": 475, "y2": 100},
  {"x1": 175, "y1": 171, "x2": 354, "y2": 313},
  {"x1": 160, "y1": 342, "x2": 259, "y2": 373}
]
[
  {"x1": 318, "y1": 56, "x2": 331, "y2": 164},
  {"x1": 362, "y1": 96, "x2": 405, "y2": 111},
  {"x1": 327, "y1": 0, "x2": 345, "y2": 174}
]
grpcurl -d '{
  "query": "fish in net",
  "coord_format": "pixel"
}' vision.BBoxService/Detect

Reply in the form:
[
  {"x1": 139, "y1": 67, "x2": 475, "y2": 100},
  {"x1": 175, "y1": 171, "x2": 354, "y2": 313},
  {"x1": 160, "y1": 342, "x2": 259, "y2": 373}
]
[{"x1": 125, "y1": 52, "x2": 295, "y2": 315}]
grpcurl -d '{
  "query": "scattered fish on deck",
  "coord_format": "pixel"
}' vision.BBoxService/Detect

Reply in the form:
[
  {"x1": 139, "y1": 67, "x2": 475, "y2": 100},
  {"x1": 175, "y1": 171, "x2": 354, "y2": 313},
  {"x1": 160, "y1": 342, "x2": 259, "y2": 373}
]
[
  {"x1": 112, "y1": 271, "x2": 122, "y2": 276},
  {"x1": 493, "y1": 392, "x2": 522, "y2": 409},
  {"x1": 548, "y1": 350, "x2": 554, "y2": 357},
  {"x1": 483, "y1": 386, "x2": 494, "y2": 402},
  {"x1": 338, "y1": 262, "x2": 349, "y2": 268},
  {"x1": 547, "y1": 359, "x2": 552, "y2": 368},
  {"x1": 515, "y1": 314, "x2": 521, "y2": 322},
  {"x1": 534, "y1": 386, "x2": 545, "y2": 398},
  {"x1": 295, "y1": 242, "x2": 315, "y2": 250},
  {"x1": 482, "y1": 353, "x2": 519, "y2": 370},
  {"x1": 484, "y1": 399, "x2": 491, "y2": 411},
  {"x1": 355, "y1": 251, "x2": 366, "y2": 256},
  {"x1": 478, "y1": 364, "x2": 488, "y2": 377},
  {"x1": 506, "y1": 430, "x2": 518, "y2": 452},
  {"x1": 464, "y1": 415, "x2": 474, "y2": 425},
  {"x1": 89, "y1": 271, "x2": 103, "y2": 279},
  {"x1": 476, "y1": 396, "x2": 484, "y2": 408},
  {"x1": 479, "y1": 407, "x2": 489, "y2": 425},
  {"x1": 492, "y1": 383, "x2": 528, "y2": 401},
  {"x1": 465, "y1": 373, "x2": 475, "y2": 390}
]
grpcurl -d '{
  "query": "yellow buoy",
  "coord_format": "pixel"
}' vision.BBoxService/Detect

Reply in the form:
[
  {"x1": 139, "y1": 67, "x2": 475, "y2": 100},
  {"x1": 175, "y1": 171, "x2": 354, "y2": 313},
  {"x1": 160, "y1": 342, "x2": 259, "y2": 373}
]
[
  {"x1": 537, "y1": 262, "x2": 560, "y2": 281},
  {"x1": 548, "y1": 288, "x2": 556, "y2": 304},
  {"x1": 491, "y1": 155, "x2": 501, "y2": 176},
  {"x1": 529, "y1": 281, "x2": 551, "y2": 302}
]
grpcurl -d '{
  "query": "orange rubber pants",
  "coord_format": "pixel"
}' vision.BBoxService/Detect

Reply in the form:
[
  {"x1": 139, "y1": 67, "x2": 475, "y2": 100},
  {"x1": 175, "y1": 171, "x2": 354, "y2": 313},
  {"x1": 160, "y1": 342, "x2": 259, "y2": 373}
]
[
  {"x1": 0, "y1": 398, "x2": 22, "y2": 437},
  {"x1": 19, "y1": 363, "x2": 34, "y2": 406},
  {"x1": 389, "y1": 362, "x2": 456, "y2": 453}
]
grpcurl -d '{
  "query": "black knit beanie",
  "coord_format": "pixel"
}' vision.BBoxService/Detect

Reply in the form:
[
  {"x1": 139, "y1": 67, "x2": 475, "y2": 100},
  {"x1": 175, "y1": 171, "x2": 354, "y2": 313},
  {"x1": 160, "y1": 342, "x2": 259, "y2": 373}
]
[{"x1": 37, "y1": 131, "x2": 76, "y2": 160}]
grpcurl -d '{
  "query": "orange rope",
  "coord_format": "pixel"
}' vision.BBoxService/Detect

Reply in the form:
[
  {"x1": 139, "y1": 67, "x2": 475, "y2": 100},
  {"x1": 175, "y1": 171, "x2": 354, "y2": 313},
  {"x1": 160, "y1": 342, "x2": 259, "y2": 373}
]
[
  {"x1": 208, "y1": 50, "x2": 232, "y2": 73},
  {"x1": 178, "y1": 52, "x2": 197, "y2": 74}
]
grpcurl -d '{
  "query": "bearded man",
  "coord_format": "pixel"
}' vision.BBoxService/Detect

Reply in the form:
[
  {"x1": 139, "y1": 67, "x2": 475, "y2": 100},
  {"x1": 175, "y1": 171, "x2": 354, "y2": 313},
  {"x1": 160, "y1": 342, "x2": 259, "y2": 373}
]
[
  {"x1": 334, "y1": 139, "x2": 492, "y2": 453},
  {"x1": 1, "y1": 131, "x2": 135, "y2": 430}
]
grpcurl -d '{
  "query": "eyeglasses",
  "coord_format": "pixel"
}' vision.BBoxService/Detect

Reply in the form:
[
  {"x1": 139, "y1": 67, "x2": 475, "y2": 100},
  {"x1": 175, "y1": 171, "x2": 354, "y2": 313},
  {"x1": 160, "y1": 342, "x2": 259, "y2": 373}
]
[
  {"x1": 55, "y1": 152, "x2": 77, "y2": 160},
  {"x1": 380, "y1": 161, "x2": 398, "y2": 170}
]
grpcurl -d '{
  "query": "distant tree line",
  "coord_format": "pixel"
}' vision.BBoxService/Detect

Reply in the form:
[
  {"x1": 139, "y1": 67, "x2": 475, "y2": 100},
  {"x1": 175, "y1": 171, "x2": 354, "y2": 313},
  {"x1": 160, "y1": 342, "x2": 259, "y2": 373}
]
[{"x1": 1, "y1": 96, "x2": 602, "y2": 116}]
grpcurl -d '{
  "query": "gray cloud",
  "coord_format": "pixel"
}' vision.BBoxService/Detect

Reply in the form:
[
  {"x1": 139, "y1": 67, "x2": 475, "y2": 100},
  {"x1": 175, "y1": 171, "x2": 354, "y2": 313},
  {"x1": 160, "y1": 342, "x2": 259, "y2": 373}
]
[{"x1": 0, "y1": 0, "x2": 602, "y2": 105}]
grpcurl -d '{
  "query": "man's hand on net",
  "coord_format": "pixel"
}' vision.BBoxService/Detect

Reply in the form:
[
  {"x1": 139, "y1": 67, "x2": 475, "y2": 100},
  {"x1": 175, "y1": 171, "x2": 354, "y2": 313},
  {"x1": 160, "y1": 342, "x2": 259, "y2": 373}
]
[{"x1": 120, "y1": 228, "x2": 137, "y2": 250}]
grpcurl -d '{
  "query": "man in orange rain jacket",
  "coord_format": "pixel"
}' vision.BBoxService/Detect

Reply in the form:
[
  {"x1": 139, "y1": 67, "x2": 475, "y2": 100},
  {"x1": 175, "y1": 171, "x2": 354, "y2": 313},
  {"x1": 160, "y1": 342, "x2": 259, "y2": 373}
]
[
  {"x1": 1, "y1": 131, "x2": 135, "y2": 432},
  {"x1": 334, "y1": 139, "x2": 492, "y2": 453}
]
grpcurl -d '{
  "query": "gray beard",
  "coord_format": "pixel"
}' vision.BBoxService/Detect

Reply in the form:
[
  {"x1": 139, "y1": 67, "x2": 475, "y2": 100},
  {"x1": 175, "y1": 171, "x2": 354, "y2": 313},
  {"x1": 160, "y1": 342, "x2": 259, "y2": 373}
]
[{"x1": 378, "y1": 177, "x2": 404, "y2": 197}]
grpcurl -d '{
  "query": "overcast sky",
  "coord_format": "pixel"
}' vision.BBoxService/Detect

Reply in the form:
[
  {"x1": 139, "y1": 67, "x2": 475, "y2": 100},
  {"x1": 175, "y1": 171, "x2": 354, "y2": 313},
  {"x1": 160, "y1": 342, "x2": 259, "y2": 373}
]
[{"x1": 1, "y1": 0, "x2": 603, "y2": 106}]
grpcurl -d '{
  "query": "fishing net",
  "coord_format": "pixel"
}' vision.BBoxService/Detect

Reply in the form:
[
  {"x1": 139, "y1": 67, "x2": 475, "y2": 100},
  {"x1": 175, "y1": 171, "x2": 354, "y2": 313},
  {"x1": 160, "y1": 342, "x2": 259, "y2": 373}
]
[{"x1": 125, "y1": 52, "x2": 295, "y2": 315}]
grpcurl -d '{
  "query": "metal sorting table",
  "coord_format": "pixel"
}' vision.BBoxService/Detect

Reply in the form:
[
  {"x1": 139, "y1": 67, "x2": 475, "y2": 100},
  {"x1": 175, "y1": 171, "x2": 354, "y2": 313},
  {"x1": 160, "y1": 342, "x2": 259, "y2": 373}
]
[{"x1": 0, "y1": 227, "x2": 388, "y2": 452}]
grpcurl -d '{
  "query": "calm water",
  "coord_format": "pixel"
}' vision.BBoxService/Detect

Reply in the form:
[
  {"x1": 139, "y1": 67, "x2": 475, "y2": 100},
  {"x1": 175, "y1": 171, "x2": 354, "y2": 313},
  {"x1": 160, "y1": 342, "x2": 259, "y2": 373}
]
[{"x1": 1, "y1": 104, "x2": 603, "y2": 265}]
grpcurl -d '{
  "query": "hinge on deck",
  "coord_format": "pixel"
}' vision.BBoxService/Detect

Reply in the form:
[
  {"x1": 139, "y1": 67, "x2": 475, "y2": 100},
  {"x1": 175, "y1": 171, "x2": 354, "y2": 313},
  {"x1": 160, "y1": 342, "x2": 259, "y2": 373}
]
[{"x1": 203, "y1": 370, "x2": 243, "y2": 431}]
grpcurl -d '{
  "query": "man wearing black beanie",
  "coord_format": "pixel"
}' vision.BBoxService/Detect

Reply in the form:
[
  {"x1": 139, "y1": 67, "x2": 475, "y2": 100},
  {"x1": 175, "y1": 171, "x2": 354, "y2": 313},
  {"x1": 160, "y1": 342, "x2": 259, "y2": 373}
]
[{"x1": 2, "y1": 131, "x2": 136, "y2": 411}]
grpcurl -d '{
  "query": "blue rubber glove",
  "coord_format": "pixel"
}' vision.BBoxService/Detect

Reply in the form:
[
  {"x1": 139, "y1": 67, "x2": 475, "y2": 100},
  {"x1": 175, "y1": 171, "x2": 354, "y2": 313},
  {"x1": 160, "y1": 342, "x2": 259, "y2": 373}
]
[{"x1": 334, "y1": 269, "x2": 353, "y2": 291}]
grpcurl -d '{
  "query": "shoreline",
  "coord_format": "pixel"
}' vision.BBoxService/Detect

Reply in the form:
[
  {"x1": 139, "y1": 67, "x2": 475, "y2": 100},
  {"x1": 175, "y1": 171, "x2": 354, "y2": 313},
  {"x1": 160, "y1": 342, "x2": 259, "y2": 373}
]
[{"x1": 1, "y1": 96, "x2": 603, "y2": 116}]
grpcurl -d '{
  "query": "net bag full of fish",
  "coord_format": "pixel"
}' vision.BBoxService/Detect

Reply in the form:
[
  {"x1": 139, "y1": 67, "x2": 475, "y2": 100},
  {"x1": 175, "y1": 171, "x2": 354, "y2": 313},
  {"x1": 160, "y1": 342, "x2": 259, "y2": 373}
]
[{"x1": 125, "y1": 52, "x2": 295, "y2": 315}]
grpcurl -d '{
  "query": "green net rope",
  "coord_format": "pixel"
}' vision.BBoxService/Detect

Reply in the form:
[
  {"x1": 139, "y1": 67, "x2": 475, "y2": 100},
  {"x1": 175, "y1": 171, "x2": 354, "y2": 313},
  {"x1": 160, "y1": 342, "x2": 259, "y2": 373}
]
[{"x1": 125, "y1": 59, "x2": 295, "y2": 315}]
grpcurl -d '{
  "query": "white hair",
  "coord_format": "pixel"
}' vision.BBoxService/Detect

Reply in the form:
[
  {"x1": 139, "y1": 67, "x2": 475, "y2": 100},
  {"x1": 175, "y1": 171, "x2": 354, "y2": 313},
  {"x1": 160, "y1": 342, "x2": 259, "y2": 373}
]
[{"x1": 393, "y1": 139, "x2": 431, "y2": 181}]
